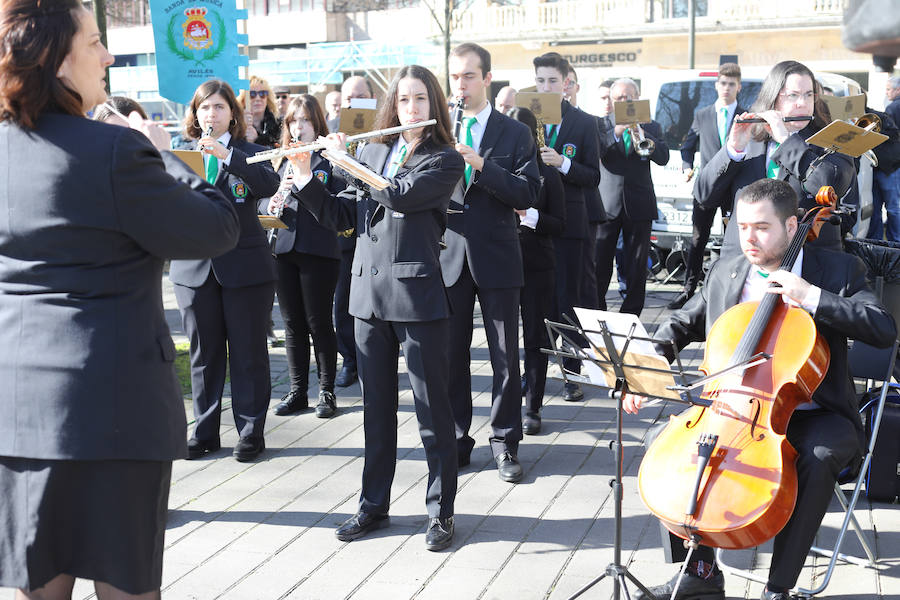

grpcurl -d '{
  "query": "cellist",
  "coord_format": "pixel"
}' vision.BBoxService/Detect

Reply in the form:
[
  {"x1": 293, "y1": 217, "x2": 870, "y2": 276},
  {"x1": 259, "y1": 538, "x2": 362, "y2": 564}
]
[{"x1": 624, "y1": 179, "x2": 896, "y2": 600}]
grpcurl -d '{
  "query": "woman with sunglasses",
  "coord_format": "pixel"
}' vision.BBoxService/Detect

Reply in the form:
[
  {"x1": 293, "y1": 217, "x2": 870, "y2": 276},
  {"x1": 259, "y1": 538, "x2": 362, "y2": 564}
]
[
  {"x1": 264, "y1": 95, "x2": 345, "y2": 419},
  {"x1": 695, "y1": 60, "x2": 855, "y2": 256},
  {"x1": 288, "y1": 65, "x2": 464, "y2": 551},
  {"x1": 170, "y1": 79, "x2": 280, "y2": 463},
  {"x1": 238, "y1": 75, "x2": 281, "y2": 148}
]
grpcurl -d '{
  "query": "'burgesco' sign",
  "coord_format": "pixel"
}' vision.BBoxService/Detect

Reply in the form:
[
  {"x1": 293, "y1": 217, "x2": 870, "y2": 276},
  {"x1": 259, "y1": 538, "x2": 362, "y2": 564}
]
[{"x1": 563, "y1": 50, "x2": 640, "y2": 67}]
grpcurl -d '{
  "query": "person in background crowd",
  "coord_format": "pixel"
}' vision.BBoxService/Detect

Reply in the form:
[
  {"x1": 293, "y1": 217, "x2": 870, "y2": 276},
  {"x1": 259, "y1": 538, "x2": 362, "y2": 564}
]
[
  {"x1": 290, "y1": 64, "x2": 464, "y2": 552},
  {"x1": 265, "y1": 94, "x2": 345, "y2": 419},
  {"x1": 670, "y1": 62, "x2": 745, "y2": 309},
  {"x1": 508, "y1": 106, "x2": 566, "y2": 436},
  {"x1": 532, "y1": 51, "x2": 601, "y2": 403},
  {"x1": 442, "y1": 43, "x2": 540, "y2": 483},
  {"x1": 238, "y1": 75, "x2": 281, "y2": 148},
  {"x1": 171, "y1": 79, "x2": 280, "y2": 464},
  {"x1": 595, "y1": 78, "x2": 669, "y2": 316},
  {"x1": 868, "y1": 76, "x2": 900, "y2": 242},
  {"x1": 274, "y1": 86, "x2": 292, "y2": 120},
  {"x1": 0, "y1": 3, "x2": 239, "y2": 597},
  {"x1": 325, "y1": 90, "x2": 342, "y2": 132},
  {"x1": 495, "y1": 85, "x2": 517, "y2": 114},
  {"x1": 333, "y1": 75, "x2": 377, "y2": 388}
]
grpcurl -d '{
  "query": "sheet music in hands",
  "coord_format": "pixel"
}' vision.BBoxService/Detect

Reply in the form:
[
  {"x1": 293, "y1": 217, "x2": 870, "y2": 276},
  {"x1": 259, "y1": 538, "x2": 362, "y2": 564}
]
[
  {"x1": 321, "y1": 149, "x2": 391, "y2": 191},
  {"x1": 574, "y1": 307, "x2": 680, "y2": 400}
]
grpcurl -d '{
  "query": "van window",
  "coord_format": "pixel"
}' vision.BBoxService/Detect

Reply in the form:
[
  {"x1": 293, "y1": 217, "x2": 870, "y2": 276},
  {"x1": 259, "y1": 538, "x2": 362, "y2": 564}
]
[{"x1": 655, "y1": 80, "x2": 762, "y2": 150}]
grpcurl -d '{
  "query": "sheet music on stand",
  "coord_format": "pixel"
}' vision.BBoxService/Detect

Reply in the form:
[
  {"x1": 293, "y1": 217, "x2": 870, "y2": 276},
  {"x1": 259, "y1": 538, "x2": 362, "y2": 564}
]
[{"x1": 573, "y1": 307, "x2": 684, "y2": 401}]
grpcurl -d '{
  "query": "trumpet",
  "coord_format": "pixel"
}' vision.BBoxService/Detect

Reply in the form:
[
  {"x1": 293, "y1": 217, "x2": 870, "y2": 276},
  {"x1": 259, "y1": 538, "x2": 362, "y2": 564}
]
[
  {"x1": 536, "y1": 117, "x2": 546, "y2": 148},
  {"x1": 246, "y1": 120, "x2": 438, "y2": 164},
  {"x1": 630, "y1": 122, "x2": 655, "y2": 157},
  {"x1": 853, "y1": 113, "x2": 883, "y2": 168}
]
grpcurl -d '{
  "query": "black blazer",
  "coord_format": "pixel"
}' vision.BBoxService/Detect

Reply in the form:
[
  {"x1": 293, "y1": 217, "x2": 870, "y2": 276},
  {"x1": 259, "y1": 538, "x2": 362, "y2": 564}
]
[
  {"x1": 519, "y1": 160, "x2": 566, "y2": 273},
  {"x1": 551, "y1": 100, "x2": 601, "y2": 239},
  {"x1": 293, "y1": 138, "x2": 465, "y2": 322},
  {"x1": 680, "y1": 103, "x2": 746, "y2": 169},
  {"x1": 253, "y1": 108, "x2": 282, "y2": 148},
  {"x1": 656, "y1": 247, "x2": 896, "y2": 438},
  {"x1": 597, "y1": 117, "x2": 670, "y2": 221},
  {"x1": 0, "y1": 113, "x2": 240, "y2": 461},
  {"x1": 169, "y1": 137, "x2": 280, "y2": 288},
  {"x1": 262, "y1": 152, "x2": 344, "y2": 259},
  {"x1": 440, "y1": 108, "x2": 540, "y2": 289}
]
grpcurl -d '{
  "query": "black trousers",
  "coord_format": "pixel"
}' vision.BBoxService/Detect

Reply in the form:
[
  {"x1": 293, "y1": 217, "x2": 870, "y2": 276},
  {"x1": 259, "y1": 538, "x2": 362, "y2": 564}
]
[
  {"x1": 333, "y1": 245, "x2": 357, "y2": 372},
  {"x1": 596, "y1": 215, "x2": 652, "y2": 316},
  {"x1": 447, "y1": 262, "x2": 522, "y2": 458},
  {"x1": 355, "y1": 316, "x2": 457, "y2": 519},
  {"x1": 521, "y1": 267, "x2": 555, "y2": 415},
  {"x1": 553, "y1": 237, "x2": 584, "y2": 375},
  {"x1": 663, "y1": 409, "x2": 860, "y2": 590},
  {"x1": 682, "y1": 200, "x2": 718, "y2": 295},
  {"x1": 275, "y1": 251, "x2": 339, "y2": 393},
  {"x1": 174, "y1": 272, "x2": 275, "y2": 442},
  {"x1": 581, "y1": 222, "x2": 601, "y2": 310}
]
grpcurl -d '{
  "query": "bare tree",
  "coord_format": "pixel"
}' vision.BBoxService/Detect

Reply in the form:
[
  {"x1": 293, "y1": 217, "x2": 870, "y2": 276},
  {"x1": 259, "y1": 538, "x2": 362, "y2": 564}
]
[{"x1": 422, "y1": 0, "x2": 476, "y2": 94}]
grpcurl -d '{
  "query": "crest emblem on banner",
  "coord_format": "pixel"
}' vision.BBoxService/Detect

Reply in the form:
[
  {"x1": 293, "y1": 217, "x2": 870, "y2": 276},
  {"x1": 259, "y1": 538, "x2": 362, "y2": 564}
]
[{"x1": 182, "y1": 7, "x2": 213, "y2": 51}]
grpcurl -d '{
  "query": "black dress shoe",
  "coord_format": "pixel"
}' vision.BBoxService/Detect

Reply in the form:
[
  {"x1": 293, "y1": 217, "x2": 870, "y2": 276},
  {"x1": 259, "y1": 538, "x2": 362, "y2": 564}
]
[
  {"x1": 233, "y1": 437, "x2": 265, "y2": 462},
  {"x1": 273, "y1": 389, "x2": 308, "y2": 416},
  {"x1": 335, "y1": 366, "x2": 357, "y2": 388},
  {"x1": 667, "y1": 290, "x2": 693, "y2": 310},
  {"x1": 523, "y1": 412, "x2": 541, "y2": 435},
  {"x1": 761, "y1": 588, "x2": 794, "y2": 600},
  {"x1": 563, "y1": 382, "x2": 584, "y2": 402},
  {"x1": 315, "y1": 390, "x2": 337, "y2": 418},
  {"x1": 495, "y1": 451, "x2": 523, "y2": 483},
  {"x1": 335, "y1": 511, "x2": 390, "y2": 541},
  {"x1": 635, "y1": 570, "x2": 725, "y2": 600},
  {"x1": 425, "y1": 516, "x2": 454, "y2": 551},
  {"x1": 186, "y1": 437, "x2": 221, "y2": 460}
]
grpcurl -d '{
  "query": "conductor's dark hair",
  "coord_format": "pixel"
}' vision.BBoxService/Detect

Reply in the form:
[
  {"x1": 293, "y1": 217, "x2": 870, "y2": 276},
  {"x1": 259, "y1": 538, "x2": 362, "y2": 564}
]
[
  {"x1": 0, "y1": 0, "x2": 85, "y2": 128},
  {"x1": 506, "y1": 107, "x2": 541, "y2": 164},
  {"x1": 93, "y1": 96, "x2": 149, "y2": 122},
  {"x1": 751, "y1": 60, "x2": 827, "y2": 142},
  {"x1": 184, "y1": 79, "x2": 247, "y2": 141},
  {"x1": 737, "y1": 178, "x2": 799, "y2": 223},
  {"x1": 450, "y1": 43, "x2": 492, "y2": 77},
  {"x1": 532, "y1": 52, "x2": 570, "y2": 77},
  {"x1": 374, "y1": 65, "x2": 454, "y2": 148}
]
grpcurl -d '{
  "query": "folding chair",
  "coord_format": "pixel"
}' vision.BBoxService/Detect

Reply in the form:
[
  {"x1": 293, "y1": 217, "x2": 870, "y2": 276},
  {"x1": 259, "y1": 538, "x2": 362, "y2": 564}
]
[{"x1": 715, "y1": 338, "x2": 899, "y2": 598}]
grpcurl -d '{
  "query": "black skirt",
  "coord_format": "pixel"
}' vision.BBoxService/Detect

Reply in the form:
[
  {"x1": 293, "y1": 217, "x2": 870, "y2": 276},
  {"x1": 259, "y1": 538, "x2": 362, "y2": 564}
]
[{"x1": 0, "y1": 457, "x2": 171, "y2": 594}]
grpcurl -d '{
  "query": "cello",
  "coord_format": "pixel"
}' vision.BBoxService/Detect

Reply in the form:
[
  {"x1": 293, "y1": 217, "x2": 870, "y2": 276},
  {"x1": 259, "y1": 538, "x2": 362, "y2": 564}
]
[{"x1": 638, "y1": 186, "x2": 839, "y2": 550}]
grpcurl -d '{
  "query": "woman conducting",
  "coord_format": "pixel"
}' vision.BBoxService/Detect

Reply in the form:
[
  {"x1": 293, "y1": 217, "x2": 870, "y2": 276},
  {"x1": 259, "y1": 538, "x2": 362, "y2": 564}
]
[
  {"x1": 265, "y1": 94, "x2": 345, "y2": 419},
  {"x1": 288, "y1": 65, "x2": 464, "y2": 551},
  {"x1": 170, "y1": 80, "x2": 280, "y2": 463},
  {"x1": 0, "y1": 1, "x2": 239, "y2": 597},
  {"x1": 695, "y1": 60, "x2": 856, "y2": 256}
]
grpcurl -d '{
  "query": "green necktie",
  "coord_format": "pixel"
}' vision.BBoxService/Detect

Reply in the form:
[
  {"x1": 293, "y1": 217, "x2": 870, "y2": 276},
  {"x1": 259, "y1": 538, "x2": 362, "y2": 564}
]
[
  {"x1": 623, "y1": 128, "x2": 632, "y2": 155},
  {"x1": 464, "y1": 117, "x2": 477, "y2": 185},
  {"x1": 546, "y1": 124, "x2": 559, "y2": 148},
  {"x1": 719, "y1": 107, "x2": 728, "y2": 146},
  {"x1": 388, "y1": 144, "x2": 408, "y2": 177},
  {"x1": 205, "y1": 154, "x2": 218, "y2": 184},
  {"x1": 767, "y1": 142, "x2": 781, "y2": 179}
]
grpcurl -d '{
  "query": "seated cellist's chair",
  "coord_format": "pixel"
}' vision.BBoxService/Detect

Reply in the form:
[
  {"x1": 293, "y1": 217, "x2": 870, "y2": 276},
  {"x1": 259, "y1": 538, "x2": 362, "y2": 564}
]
[{"x1": 715, "y1": 337, "x2": 899, "y2": 598}]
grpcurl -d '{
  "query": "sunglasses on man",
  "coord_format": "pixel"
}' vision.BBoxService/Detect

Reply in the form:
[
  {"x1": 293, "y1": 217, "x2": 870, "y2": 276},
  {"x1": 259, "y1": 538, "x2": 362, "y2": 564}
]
[
  {"x1": 248, "y1": 90, "x2": 268, "y2": 99},
  {"x1": 275, "y1": 93, "x2": 289, "y2": 100}
]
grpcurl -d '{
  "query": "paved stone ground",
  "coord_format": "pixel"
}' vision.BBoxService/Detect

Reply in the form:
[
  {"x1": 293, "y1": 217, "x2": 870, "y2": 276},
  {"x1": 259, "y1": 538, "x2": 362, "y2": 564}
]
[{"x1": 4, "y1": 278, "x2": 898, "y2": 600}]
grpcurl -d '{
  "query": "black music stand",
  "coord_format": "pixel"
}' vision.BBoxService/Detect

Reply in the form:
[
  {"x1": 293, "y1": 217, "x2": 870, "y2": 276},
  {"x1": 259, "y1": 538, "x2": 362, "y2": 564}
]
[{"x1": 543, "y1": 314, "x2": 769, "y2": 600}]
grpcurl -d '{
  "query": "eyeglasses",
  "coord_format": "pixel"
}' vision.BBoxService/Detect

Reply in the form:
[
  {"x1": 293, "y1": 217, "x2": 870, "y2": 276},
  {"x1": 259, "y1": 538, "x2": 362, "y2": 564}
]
[
  {"x1": 275, "y1": 94, "x2": 289, "y2": 100},
  {"x1": 248, "y1": 90, "x2": 268, "y2": 99},
  {"x1": 779, "y1": 91, "x2": 815, "y2": 103}
]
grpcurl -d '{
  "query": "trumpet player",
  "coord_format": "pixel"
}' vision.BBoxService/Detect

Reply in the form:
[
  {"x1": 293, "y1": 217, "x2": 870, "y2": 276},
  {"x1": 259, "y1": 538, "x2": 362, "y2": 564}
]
[
  {"x1": 443, "y1": 43, "x2": 540, "y2": 481},
  {"x1": 263, "y1": 95, "x2": 346, "y2": 419},
  {"x1": 596, "y1": 78, "x2": 669, "y2": 316}
]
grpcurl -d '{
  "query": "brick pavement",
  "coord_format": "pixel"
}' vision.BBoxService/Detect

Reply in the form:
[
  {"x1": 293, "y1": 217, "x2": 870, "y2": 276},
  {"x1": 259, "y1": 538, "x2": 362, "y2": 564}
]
[{"x1": 3, "y1": 279, "x2": 898, "y2": 600}]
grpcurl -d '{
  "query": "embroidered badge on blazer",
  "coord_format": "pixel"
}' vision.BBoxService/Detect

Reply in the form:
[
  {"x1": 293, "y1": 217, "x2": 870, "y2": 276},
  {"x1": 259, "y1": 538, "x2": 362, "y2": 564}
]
[
  {"x1": 314, "y1": 170, "x2": 329, "y2": 185},
  {"x1": 562, "y1": 143, "x2": 577, "y2": 158},
  {"x1": 231, "y1": 182, "x2": 248, "y2": 200}
]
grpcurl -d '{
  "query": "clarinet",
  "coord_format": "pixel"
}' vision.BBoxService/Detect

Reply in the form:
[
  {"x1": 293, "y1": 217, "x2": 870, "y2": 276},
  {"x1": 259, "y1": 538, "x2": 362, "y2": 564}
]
[
  {"x1": 268, "y1": 135, "x2": 298, "y2": 255},
  {"x1": 441, "y1": 97, "x2": 468, "y2": 252}
]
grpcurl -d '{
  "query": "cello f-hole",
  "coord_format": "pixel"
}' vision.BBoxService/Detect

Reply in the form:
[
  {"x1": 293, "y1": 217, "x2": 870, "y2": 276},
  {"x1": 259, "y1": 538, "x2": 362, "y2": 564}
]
[{"x1": 748, "y1": 398, "x2": 764, "y2": 441}]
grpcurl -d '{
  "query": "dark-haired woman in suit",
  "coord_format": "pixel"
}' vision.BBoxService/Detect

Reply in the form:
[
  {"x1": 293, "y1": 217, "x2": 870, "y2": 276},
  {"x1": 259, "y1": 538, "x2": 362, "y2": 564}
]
[
  {"x1": 264, "y1": 94, "x2": 345, "y2": 418},
  {"x1": 695, "y1": 60, "x2": 855, "y2": 256},
  {"x1": 289, "y1": 65, "x2": 464, "y2": 551},
  {"x1": 508, "y1": 107, "x2": 566, "y2": 436},
  {"x1": 170, "y1": 79, "x2": 280, "y2": 463}
]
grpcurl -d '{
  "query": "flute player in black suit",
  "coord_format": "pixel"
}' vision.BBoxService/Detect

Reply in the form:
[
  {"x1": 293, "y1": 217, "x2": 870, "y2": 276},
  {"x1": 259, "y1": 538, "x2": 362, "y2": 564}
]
[
  {"x1": 442, "y1": 43, "x2": 540, "y2": 482},
  {"x1": 169, "y1": 79, "x2": 280, "y2": 463},
  {"x1": 288, "y1": 65, "x2": 465, "y2": 551}
]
